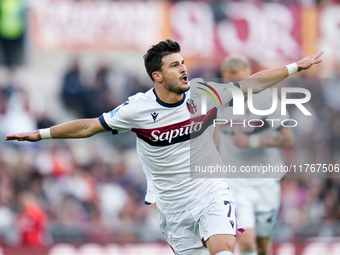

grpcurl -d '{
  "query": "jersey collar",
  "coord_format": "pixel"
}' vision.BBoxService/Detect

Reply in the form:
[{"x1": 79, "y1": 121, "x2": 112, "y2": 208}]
[{"x1": 153, "y1": 88, "x2": 186, "y2": 108}]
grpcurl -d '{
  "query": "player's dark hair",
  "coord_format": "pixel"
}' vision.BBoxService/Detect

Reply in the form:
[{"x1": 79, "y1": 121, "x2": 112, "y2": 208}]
[{"x1": 143, "y1": 39, "x2": 181, "y2": 81}]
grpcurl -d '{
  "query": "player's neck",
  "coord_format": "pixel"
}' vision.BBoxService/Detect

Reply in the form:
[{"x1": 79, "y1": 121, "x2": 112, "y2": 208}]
[{"x1": 154, "y1": 85, "x2": 184, "y2": 104}]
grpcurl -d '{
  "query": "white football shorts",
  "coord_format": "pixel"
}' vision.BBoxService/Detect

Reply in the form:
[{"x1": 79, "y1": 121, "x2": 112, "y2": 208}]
[
  {"x1": 228, "y1": 180, "x2": 281, "y2": 237},
  {"x1": 157, "y1": 188, "x2": 237, "y2": 255}
]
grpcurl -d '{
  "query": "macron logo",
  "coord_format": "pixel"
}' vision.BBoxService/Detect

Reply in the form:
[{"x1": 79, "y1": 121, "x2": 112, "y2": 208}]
[
  {"x1": 151, "y1": 112, "x2": 159, "y2": 121},
  {"x1": 229, "y1": 220, "x2": 234, "y2": 228}
]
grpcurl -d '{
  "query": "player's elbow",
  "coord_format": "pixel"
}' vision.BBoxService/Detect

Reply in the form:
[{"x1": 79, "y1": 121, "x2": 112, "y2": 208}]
[
  {"x1": 82, "y1": 127, "x2": 100, "y2": 138},
  {"x1": 76, "y1": 126, "x2": 96, "y2": 138},
  {"x1": 82, "y1": 131, "x2": 95, "y2": 138},
  {"x1": 250, "y1": 80, "x2": 268, "y2": 94},
  {"x1": 240, "y1": 80, "x2": 265, "y2": 94},
  {"x1": 79, "y1": 118, "x2": 104, "y2": 138}
]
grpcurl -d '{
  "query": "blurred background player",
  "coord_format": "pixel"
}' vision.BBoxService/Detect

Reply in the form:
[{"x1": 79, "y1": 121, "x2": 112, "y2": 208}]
[
  {"x1": 16, "y1": 191, "x2": 48, "y2": 247},
  {"x1": 215, "y1": 54, "x2": 295, "y2": 255}
]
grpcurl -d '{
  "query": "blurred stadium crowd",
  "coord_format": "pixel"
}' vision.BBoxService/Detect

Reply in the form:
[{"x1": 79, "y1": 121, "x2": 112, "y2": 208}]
[{"x1": 0, "y1": 0, "x2": 340, "y2": 249}]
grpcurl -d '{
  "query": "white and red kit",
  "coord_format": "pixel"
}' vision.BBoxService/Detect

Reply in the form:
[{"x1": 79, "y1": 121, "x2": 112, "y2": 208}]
[{"x1": 100, "y1": 78, "x2": 240, "y2": 254}]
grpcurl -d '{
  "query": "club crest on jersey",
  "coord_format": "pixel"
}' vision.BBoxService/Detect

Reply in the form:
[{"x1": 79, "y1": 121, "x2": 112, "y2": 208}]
[{"x1": 186, "y1": 99, "x2": 197, "y2": 114}]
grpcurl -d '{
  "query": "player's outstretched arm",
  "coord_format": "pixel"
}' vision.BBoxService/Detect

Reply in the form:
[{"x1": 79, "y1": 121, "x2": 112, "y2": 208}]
[
  {"x1": 5, "y1": 118, "x2": 107, "y2": 142},
  {"x1": 239, "y1": 51, "x2": 323, "y2": 94}
]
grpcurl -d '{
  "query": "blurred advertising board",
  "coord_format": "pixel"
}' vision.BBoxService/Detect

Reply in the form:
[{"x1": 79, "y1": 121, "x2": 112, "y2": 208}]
[
  {"x1": 29, "y1": 1, "x2": 170, "y2": 52},
  {"x1": 28, "y1": 1, "x2": 323, "y2": 67},
  {"x1": 28, "y1": 1, "x2": 340, "y2": 68}
]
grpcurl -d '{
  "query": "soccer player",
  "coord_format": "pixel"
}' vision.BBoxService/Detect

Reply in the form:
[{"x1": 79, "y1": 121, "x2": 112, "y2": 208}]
[
  {"x1": 215, "y1": 54, "x2": 295, "y2": 255},
  {"x1": 5, "y1": 40, "x2": 322, "y2": 255}
]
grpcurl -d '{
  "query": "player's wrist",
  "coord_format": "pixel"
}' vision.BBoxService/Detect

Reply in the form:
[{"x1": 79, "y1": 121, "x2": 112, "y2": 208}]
[
  {"x1": 286, "y1": 63, "x2": 298, "y2": 76},
  {"x1": 248, "y1": 135, "x2": 260, "y2": 148},
  {"x1": 39, "y1": 128, "x2": 52, "y2": 139}
]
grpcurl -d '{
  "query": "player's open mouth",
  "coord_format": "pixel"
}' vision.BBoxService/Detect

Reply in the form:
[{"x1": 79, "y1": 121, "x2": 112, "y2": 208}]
[{"x1": 181, "y1": 75, "x2": 188, "y2": 83}]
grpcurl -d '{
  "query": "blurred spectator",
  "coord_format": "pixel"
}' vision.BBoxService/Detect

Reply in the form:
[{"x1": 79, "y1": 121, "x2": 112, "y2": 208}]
[
  {"x1": 60, "y1": 58, "x2": 122, "y2": 119},
  {"x1": 16, "y1": 191, "x2": 48, "y2": 246},
  {"x1": 82, "y1": 61, "x2": 115, "y2": 118},
  {"x1": 0, "y1": 86, "x2": 37, "y2": 141},
  {"x1": 0, "y1": 0, "x2": 26, "y2": 70},
  {"x1": 60, "y1": 57, "x2": 87, "y2": 117},
  {"x1": 0, "y1": 154, "x2": 16, "y2": 245}
]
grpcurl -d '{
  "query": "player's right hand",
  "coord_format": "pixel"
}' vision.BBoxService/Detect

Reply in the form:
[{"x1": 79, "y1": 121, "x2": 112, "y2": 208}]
[{"x1": 5, "y1": 131, "x2": 41, "y2": 142}]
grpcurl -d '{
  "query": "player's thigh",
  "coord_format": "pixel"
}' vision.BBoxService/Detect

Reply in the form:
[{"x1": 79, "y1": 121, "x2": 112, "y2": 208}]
[
  {"x1": 157, "y1": 209, "x2": 208, "y2": 255},
  {"x1": 199, "y1": 190, "x2": 237, "y2": 253},
  {"x1": 229, "y1": 185, "x2": 256, "y2": 230},
  {"x1": 255, "y1": 182, "x2": 281, "y2": 237}
]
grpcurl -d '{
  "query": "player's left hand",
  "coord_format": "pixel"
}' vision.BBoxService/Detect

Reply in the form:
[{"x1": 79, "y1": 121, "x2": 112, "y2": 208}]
[
  {"x1": 233, "y1": 131, "x2": 249, "y2": 148},
  {"x1": 297, "y1": 51, "x2": 323, "y2": 71}
]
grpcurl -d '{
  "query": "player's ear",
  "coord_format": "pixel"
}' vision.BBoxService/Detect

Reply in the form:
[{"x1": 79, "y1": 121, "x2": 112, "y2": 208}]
[{"x1": 152, "y1": 71, "x2": 163, "y2": 82}]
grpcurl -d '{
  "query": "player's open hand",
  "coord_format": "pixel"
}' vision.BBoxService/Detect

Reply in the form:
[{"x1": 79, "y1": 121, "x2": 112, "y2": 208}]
[
  {"x1": 5, "y1": 131, "x2": 41, "y2": 142},
  {"x1": 297, "y1": 51, "x2": 323, "y2": 71}
]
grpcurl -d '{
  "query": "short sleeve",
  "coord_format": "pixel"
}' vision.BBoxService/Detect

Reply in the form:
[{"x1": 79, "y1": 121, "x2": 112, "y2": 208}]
[{"x1": 100, "y1": 101, "x2": 133, "y2": 134}]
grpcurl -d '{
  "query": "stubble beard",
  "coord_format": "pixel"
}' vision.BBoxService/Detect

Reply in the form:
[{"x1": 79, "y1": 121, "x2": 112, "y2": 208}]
[{"x1": 164, "y1": 78, "x2": 189, "y2": 95}]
